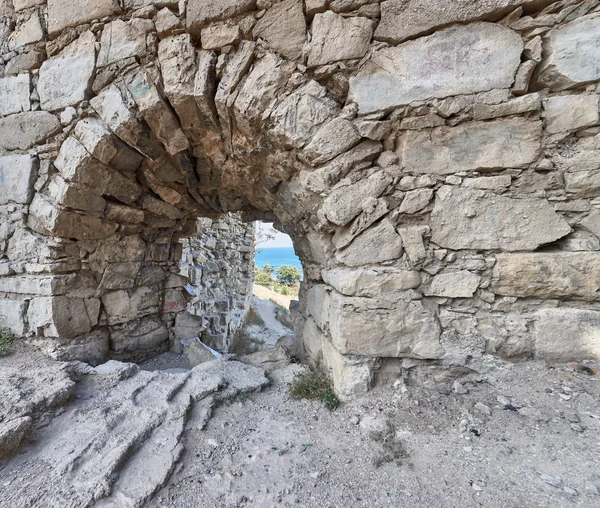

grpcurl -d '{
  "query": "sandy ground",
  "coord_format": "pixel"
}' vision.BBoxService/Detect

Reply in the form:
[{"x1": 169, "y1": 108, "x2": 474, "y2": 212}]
[
  {"x1": 147, "y1": 359, "x2": 600, "y2": 508},
  {"x1": 252, "y1": 284, "x2": 295, "y2": 309},
  {"x1": 246, "y1": 288, "x2": 294, "y2": 348}
]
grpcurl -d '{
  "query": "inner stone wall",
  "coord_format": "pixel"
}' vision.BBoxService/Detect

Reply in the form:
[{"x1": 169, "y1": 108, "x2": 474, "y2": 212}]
[
  {"x1": 1, "y1": 0, "x2": 600, "y2": 399},
  {"x1": 179, "y1": 213, "x2": 255, "y2": 351}
]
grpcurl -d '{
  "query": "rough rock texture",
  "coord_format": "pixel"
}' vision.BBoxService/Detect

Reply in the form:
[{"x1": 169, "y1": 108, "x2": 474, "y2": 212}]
[{"x1": 1, "y1": 0, "x2": 600, "y2": 400}]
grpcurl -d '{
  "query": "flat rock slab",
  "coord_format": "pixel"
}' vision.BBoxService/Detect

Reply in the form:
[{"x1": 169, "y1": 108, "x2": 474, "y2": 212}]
[
  {"x1": 430, "y1": 186, "x2": 572, "y2": 251},
  {"x1": 47, "y1": 0, "x2": 120, "y2": 36},
  {"x1": 349, "y1": 23, "x2": 522, "y2": 114}
]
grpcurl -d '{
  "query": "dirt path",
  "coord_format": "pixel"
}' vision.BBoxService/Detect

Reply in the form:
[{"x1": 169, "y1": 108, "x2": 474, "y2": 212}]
[
  {"x1": 252, "y1": 284, "x2": 295, "y2": 309},
  {"x1": 246, "y1": 290, "x2": 293, "y2": 348}
]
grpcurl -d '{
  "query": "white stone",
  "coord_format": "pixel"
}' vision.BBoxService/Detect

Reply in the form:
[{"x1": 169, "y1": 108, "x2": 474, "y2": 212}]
[
  {"x1": 47, "y1": 0, "x2": 121, "y2": 36},
  {"x1": 308, "y1": 10, "x2": 373, "y2": 68},
  {"x1": 0, "y1": 298, "x2": 27, "y2": 335},
  {"x1": 397, "y1": 118, "x2": 542, "y2": 175},
  {"x1": 252, "y1": 0, "x2": 306, "y2": 61},
  {"x1": 323, "y1": 267, "x2": 421, "y2": 299},
  {"x1": 535, "y1": 14, "x2": 600, "y2": 92},
  {"x1": 399, "y1": 189, "x2": 433, "y2": 214},
  {"x1": 200, "y1": 23, "x2": 240, "y2": 50},
  {"x1": 431, "y1": 186, "x2": 572, "y2": 251},
  {"x1": 187, "y1": 0, "x2": 255, "y2": 38},
  {"x1": 0, "y1": 74, "x2": 30, "y2": 116},
  {"x1": 7, "y1": 11, "x2": 43, "y2": 51},
  {"x1": 38, "y1": 32, "x2": 96, "y2": 111},
  {"x1": 336, "y1": 219, "x2": 403, "y2": 267},
  {"x1": 97, "y1": 19, "x2": 148, "y2": 67},
  {"x1": 349, "y1": 23, "x2": 523, "y2": 114},
  {"x1": 425, "y1": 270, "x2": 481, "y2": 298},
  {"x1": 544, "y1": 95, "x2": 600, "y2": 134},
  {"x1": 0, "y1": 154, "x2": 38, "y2": 205}
]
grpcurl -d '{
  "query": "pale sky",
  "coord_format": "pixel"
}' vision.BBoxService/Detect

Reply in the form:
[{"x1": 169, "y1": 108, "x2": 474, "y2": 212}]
[{"x1": 256, "y1": 222, "x2": 293, "y2": 248}]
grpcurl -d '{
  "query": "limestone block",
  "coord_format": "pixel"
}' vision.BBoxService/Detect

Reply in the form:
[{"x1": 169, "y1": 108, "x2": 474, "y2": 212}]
[
  {"x1": 270, "y1": 80, "x2": 340, "y2": 149},
  {"x1": 0, "y1": 74, "x2": 30, "y2": 116},
  {"x1": 102, "y1": 287, "x2": 160, "y2": 325},
  {"x1": 471, "y1": 93, "x2": 541, "y2": 121},
  {"x1": 27, "y1": 296, "x2": 98, "y2": 339},
  {"x1": 308, "y1": 11, "x2": 372, "y2": 67},
  {"x1": 399, "y1": 189, "x2": 433, "y2": 214},
  {"x1": 463, "y1": 175, "x2": 512, "y2": 191},
  {"x1": 201, "y1": 23, "x2": 240, "y2": 50},
  {"x1": 301, "y1": 117, "x2": 361, "y2": 166},
  {"x1": 322, "y1": 170, "x2": 393, "y2": 226},
  {"x1": 233, "y1": 52, "x2": 294, "y2": 137},
  {"x1": 0, "y1": 298, "x2": 27, "y2": 335},
  {"x1": 46, "y1": 175, "x2": 107, "y2": 214},
  {"x1": 12, "y1": 0, "x2": 44, "y2": 11},
  {"x1": 425, "y1": 271, "x2": 481, "y2": 298},
  {"x1": 349, "y1": 23, "x2": 522, "y2": 114},
  {"x1": 155, "y1": 7, "x2": 181, "y2": 38},
  {"x1": 323, "y1": 267, "x2": 421, "y2": 299},
  {"x1": 431, "y1": 186, "x2": 571, "y2": 251},
  {"x1": 322, "y1": 337, "x2": 377, "y2": 401},
  {"x1": 306, "y1": 284, "x2": 329, "y2": 330},
  {"x1": 397, "y1": 118, "x2": 542, "y2": 175},
  {"x1": 47, "y1": 0, "x2": 121, "y2": 36},
  {"x1": 398, "y1": 227, "x2": 427, "y2": 265},
  {"x1": 565, "y1": 171, "x2": 600, "y2": 198},
  {"x1": 163, "y1": 288, "x2": 188, "y2": 313},
  {"x1": 54, "y1": 137, "x2": 142, "y2": 205},
  {"x1": 7, "y1": 11, "x2": 43, "y2": 50},
  {"x1": 544, "y1": 95, "x2": 600, "y2": 134},
  {"x1": 99, "y1": 262, "x2": 141, "y2": 290},
  {"x1": 97, "y1": 19, "x2": 149, "y2": 67},
  {"x1": 0, "y1": 154, "x2": 38, "y2": 205},
  {"x1": 336, "y1": 218, "x2": 403, "y2": 267},
  {"x1": 110, "y1": 316, "x2": 169, "y2": 353},
  {"x1": 492, "y1": 253, "x2": 600, "y2": 301},
  {"x1": 329, "y1": 291, "x2": 443, "y2": 359},
  {"x1": 534, "y1": 308, "x2": 600, "y2": 361},
  {"x1": 0, "y1": 111, "x2": 61, "y2": 150},
  {"x1": 252, "y1": 0, "x2": 306, "y2": 61},
  {"x1": 187, "y1": 0, "x2": 256, "y2": 38},
  {"x1": 375, "y1": 0, "x2": 529, "y2": 44},
  {"x1": 535, "y1": 14, "x2": 600, "y2": 91},
  {"x1": 38, "y1": 32, "x2": 96, "y2": 111},
  {"x1": 88, "y1": 235, "x2": 146, "y2": 271}
]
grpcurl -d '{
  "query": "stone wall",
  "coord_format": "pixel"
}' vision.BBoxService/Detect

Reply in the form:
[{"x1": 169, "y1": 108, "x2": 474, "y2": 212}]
[
  {"x1": 179, "y1": 214, "x2": 255, "y2": 351},
  {"x1": 1, "y1": 0, "x2": 600, "y2": 399}
]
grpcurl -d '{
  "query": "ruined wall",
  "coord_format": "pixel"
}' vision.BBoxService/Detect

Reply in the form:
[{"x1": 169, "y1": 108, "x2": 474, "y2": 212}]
[
  {"x1": 1, "y1": 0, "x2": 600, "y2": 398},
  {"x1": 179, "y1": 213, "x2": 255, "y2": 350}
]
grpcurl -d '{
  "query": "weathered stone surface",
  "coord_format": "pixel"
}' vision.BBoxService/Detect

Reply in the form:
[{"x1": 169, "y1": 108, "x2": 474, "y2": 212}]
[
  {"x1": 492, "y1": 253, "x2": 600, "y2": 301},
  {"x1": 301, "y1": 117, "x2": 361, "y2": 166},
  {"x1": 201, "y1": 23, "x2": 240, "y2": 50},
  {"x1": 187, "y1": 0, "x2": 256, "y2": 38},
  {"x1": 0, "y1": 111, "x2": 61, "y2": 150},
  {"x1": 350, "y1": 23, "x2": 522, "y2": 114},
  {"x1": 375, "y1": 0, "x2": 527, "y2": 44},
  {"x1": 431, "y1": 186, "x2": 572, "y2": 251},
  {"x1": 544, "y1": 95, "x2": 600, "y2": 134},
  {"x1": 399, "y1": 227, "x2": 427, "y2": 265},
  {"x1": 535, "y1": 13, "x2": 600, "y2": 92},
  {"x1": 0, "y1": 74, "x2": 30, "y2": 116},
  {"x1": 307, "y1": 10, "x2": 372, "y2": 67},
  {"x1": 399, "y1": 189, "x2": 433, "y2": 214},
  {"x1": 534, "y1": 308, "x2": 600, "y2": 361},
  {"x1": 464, "y1": 175, "x2": 512, "y2": 190},
  {"x1": 0, "y1": 154, "x2": 38, "y2": 205},
  {"x1": 425, "y1": 271, "x2": 480, "y2": 298},
  {"x1": 329, "y1": 291, "x2": 443, "y2": 359},
  {"x1": 38, "y1": 32, "x2": 96, "y2": 111},
  {"x1": 398, "y1": 119, "x2": 542, "y2": 175},
  {"x1": 47, "y1": 0, "x2": 121, "y2": 36},
  {"x1": 7, "y1": 11, "x2": 43, "y2": 50},
  {"x1": 0, "y1": 298, "x2": 27, "y2": 335},
  {"x1": 336, "y1": 219, "x2": 403, "y2": 267},
  {"x1": 28, "y1": 296, "x2": 98, "y2": 339},
  {"x1": 322, "y1": 171, "x2": 393, "y2": 226},
  {"x1": 472, "y1": 93, "x2": 541, "y2": 121},
  {"x1": 102, "y1": 287, "x2": 160, "y2": 325},
  {"x1": 565, "y1": 171, "x2": 600, "y2": 198},
  {"x1": 253, "y1": 0, "x2": 306, "y2": 61},
  {"x1": 323, "y1": 267, "x2": 421, "y2": 299},
  {"x1": 98, "y1": 19, "x2": 149, "y2": 67}
]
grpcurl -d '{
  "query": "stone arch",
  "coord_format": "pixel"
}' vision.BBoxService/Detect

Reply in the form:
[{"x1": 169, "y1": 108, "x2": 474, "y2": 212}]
[{"x1": 2, "y1": 0, "x2": 600, "y2": 399}]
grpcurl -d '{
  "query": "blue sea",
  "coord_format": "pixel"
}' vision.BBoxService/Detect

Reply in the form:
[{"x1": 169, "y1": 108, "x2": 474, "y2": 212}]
[{"x1": 254, "y1": 248, "x2": 302, "y2": 271}]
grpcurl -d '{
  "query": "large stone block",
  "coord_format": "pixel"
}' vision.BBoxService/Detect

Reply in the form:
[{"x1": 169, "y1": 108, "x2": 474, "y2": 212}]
[
  {"x1": 97, "y1": 19, "x2": 148, "y2": 67},
  {"x1": 397, "y1": 118, "x2": 542, "y2": 175},
  {"x1": 187, "y1": 0, "x2": 256, "y2": 38},
  {"x1": 535, "y1": 13, "x2": 600, "y2": 91},
  {"x1": 349, "y1": 23, "x2": 522, "y2": 114},
  {"x1": 0, "y1": 111, "x2": 60, "y2": 150},
  {"x1": 38, "y1": 31, "x2": 96, "y2": 111},
  {"x1": 47, "y1": 0, "x2": 120, "y2": 36},
  {"x1": 0, "y1": 74, "x2": 30, "y2": 116},
  {"x1": 544, "y1": 95, "x2": 600, "y2": 134},
  {"x1": 534, "y1": 309, "x2": 600, "y2": 361},
  {"x1": 0, "y1": 154, "x2": 38, "y2": 205},
  {"x1": 492, "y1": 253, "x2": 600, "y2": 301},
  {"x1": 27, "y1": 296, "x2": 99, "y2": 339},
  {"x1": 431, "y1": 186, "x2": 571, "y2": 251},
  {"x1": 323, "y1": 267, "x2": 421, "y2": 299},
  {"x1": 335, "y1": 218, "x2": 403, "y2": 267},
  {"x1": 110, "y1": 316, "x2": 169, "y2": 354},
  {"x1": 307, "y1": 10, "x2": 373, "y2": 67},
  {"x1": 0, "y1": 298, "x2": 27, "y2": 336},
  {"x1": 101, "y1": 287, "x2": 160, "y2": 325},
  {"x1": 253, "y1": 0, "x2": 306, "y2": 61},
  {"x1": 329, "y1": 291, "x2": 443, "y2": 359},
  {"x1": 375, "y1": 0, "x2": 533, "y2": 44},
  {"x1": 425, "y1": 270, "x2": 481, "y2": 298}
]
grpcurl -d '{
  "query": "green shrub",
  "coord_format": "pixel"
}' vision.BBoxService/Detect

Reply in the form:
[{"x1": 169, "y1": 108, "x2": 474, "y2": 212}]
[
  {"x1": 290, "y1": 370, "x2": 340, "y2": 411},
  {"x1": 275, "y1": 265, "x2": 302, "y2": 286},
  {"x1": 254, "y1": 269, "x2": 275, "y2": 287},
  {"x1": 0, "y1": 329, "x2": 13, "y2": 357}
]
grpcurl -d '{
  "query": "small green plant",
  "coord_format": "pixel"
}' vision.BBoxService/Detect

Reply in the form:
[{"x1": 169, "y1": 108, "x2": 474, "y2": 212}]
[
  {"x1": 0, "y1": 329, "x2": 13, "y2": 356},
  {"x1": 290, "y1": 370, "x2": 340, "y2": 410}
]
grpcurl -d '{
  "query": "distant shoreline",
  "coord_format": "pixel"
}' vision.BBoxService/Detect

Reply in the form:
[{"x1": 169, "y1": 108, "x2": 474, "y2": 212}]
[{"x1": 254, "y1": 247, "x2": 302, "y2": 271}]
